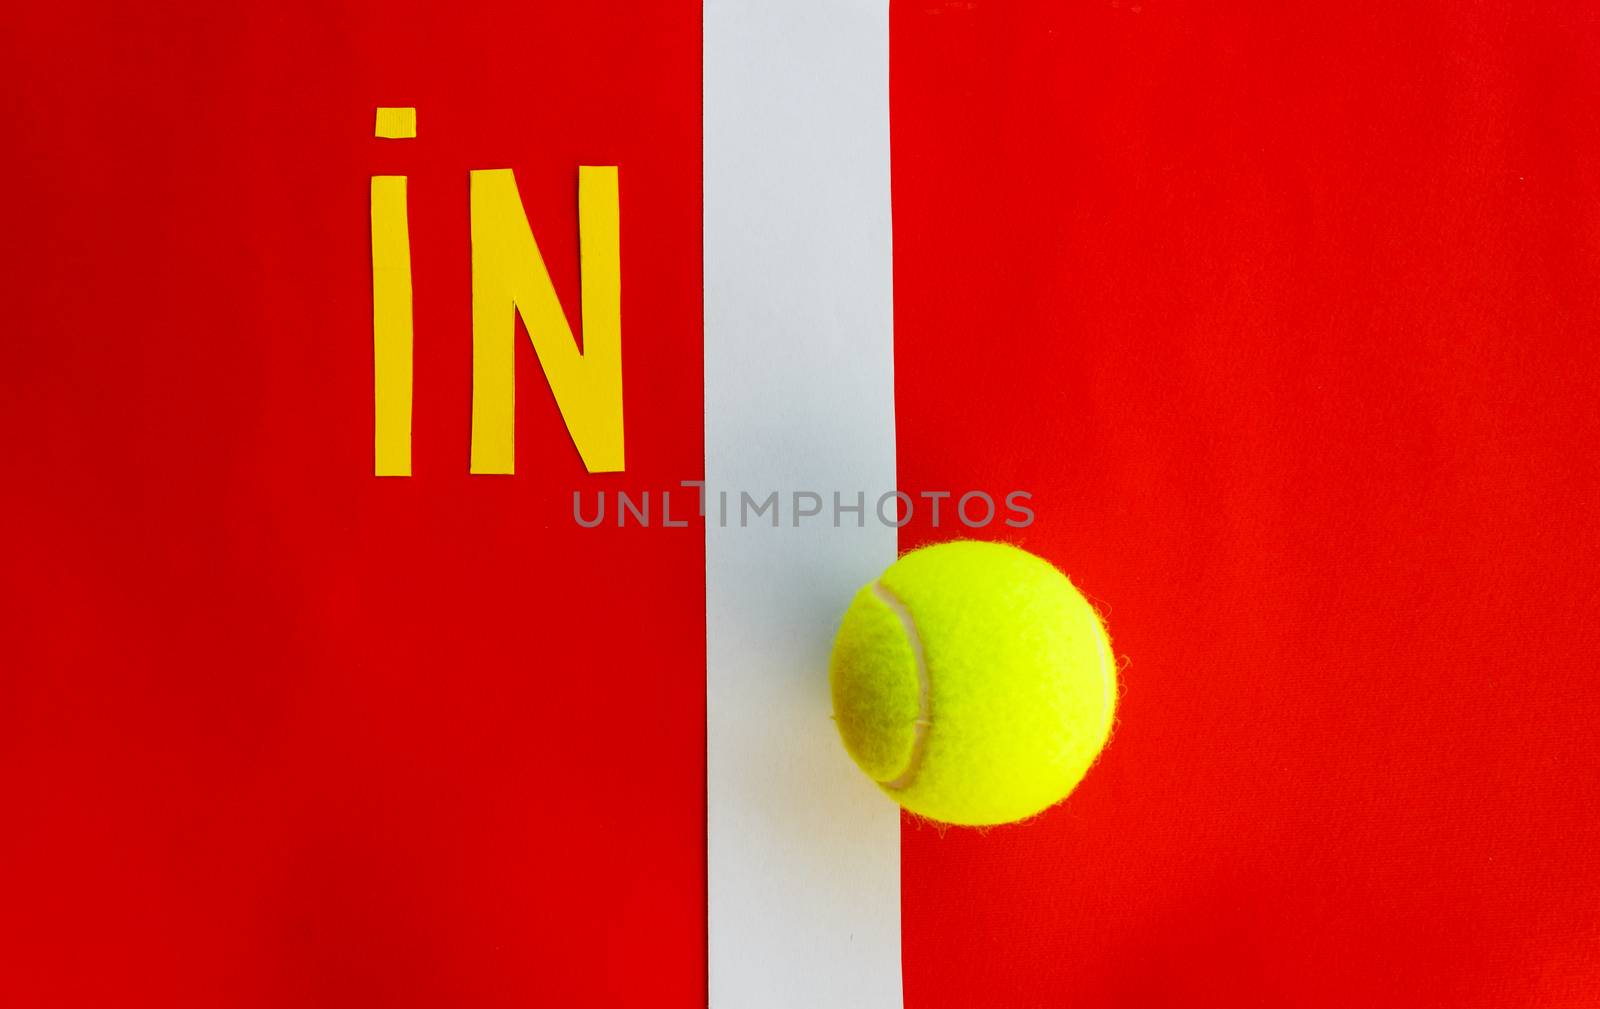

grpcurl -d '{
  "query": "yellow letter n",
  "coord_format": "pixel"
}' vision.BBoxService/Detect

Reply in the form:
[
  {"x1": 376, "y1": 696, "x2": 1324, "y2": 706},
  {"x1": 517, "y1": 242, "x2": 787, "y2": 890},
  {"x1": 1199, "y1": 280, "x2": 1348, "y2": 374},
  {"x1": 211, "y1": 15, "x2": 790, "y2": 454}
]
[{"x1": 469, "y1": 167, "x2": 623, "y2": 474}]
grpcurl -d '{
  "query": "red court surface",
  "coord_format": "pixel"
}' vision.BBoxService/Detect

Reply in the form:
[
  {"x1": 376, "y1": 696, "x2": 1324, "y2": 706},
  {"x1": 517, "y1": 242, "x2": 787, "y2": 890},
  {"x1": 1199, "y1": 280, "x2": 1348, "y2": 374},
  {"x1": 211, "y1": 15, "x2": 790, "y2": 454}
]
[{"x1": 894, "y1": 4, "x2": 1600, "y2": 1005}]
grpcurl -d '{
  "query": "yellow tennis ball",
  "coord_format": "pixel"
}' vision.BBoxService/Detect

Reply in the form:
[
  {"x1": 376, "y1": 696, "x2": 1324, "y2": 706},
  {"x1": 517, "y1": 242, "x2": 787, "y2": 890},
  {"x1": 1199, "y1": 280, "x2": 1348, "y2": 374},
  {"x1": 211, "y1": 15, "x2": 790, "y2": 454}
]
[{"x1": 829, "y1": 540, "x2": 1117, "y2": 827}]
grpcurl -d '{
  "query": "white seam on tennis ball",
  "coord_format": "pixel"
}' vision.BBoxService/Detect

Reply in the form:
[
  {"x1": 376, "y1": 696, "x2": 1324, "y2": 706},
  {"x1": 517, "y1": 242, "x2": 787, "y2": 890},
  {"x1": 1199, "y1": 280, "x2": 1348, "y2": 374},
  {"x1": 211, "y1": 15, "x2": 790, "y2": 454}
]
[{"x1": 871, "y1": 580, "x2": 930, "y2": 791}]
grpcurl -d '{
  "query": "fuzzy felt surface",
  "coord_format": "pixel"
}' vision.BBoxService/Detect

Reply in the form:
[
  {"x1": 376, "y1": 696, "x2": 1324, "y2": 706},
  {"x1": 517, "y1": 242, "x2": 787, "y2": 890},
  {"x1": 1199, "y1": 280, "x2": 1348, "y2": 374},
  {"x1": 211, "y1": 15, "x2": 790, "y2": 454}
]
[
  {"x1": 830, "y1": 540, "x2": 1116, "y2": 826},
  {"x1": 830, "y1": 583, "x2": 923, "y2": 784}
]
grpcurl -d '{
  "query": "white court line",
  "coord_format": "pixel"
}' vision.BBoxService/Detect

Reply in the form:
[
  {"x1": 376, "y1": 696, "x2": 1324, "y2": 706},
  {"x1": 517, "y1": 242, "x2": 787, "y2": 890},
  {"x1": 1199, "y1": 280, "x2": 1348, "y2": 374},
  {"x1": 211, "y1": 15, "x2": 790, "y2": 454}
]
[{"x1": 704, "y1": 2, "x2": 902, "y2": 1006}]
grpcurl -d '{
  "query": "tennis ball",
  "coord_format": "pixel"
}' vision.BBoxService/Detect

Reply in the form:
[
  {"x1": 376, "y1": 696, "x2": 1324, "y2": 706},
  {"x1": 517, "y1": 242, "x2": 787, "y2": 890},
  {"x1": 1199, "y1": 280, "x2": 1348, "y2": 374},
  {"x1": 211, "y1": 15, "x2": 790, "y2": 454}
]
[{"x1": 829, "y1": 540, "x2": 1116, "y2": 827}]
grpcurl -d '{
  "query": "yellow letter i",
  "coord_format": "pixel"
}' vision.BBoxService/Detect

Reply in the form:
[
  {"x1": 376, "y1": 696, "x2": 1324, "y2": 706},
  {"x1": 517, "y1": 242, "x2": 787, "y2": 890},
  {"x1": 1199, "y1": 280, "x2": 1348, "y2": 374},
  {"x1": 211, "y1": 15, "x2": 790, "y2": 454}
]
[{"x1": 371, "y1": 106, "x2": 417, "y2": 476}]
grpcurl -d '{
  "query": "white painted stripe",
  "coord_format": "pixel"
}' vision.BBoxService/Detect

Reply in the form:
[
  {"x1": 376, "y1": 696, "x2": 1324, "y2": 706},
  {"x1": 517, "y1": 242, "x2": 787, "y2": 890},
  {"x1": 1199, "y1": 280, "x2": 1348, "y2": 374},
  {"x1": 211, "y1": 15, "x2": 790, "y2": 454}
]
[{"x1": 704, "y1": 2, "x2": 902, "y2": 1007}]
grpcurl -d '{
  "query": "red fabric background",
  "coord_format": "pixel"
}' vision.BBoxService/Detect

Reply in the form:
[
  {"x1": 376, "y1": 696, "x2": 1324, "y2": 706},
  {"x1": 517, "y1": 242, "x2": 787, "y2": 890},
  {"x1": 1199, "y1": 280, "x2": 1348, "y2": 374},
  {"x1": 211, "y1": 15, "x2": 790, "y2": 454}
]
[
  {"x1": 1, "y1": 2, "x2": 704, "y2": 1005},
  {"x1": 893, "y1": 2, "x2": 1600, "y2": 1006}
]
